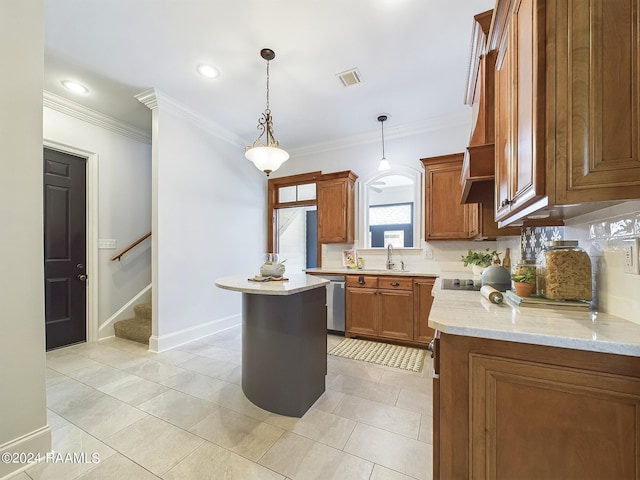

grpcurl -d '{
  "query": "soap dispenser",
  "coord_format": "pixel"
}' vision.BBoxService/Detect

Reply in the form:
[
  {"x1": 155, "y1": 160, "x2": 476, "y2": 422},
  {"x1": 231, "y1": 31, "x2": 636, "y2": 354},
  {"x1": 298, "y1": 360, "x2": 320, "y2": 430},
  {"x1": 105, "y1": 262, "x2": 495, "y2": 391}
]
[{"x1": 480, "y1": 254, "x2": 511, "y2": 292}]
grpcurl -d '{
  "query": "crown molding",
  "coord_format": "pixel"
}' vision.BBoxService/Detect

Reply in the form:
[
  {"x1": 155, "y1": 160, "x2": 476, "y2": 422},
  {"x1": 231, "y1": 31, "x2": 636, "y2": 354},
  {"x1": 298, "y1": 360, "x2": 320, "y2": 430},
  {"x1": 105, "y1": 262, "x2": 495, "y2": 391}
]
[
  {"x1": 135, "y1": 88, "x2": 245, "y2": 148},
  {"x1": 288, "y1": 111, "x2": 471, "y2": 157},
  {"x1": 43, "y1": 91, "x2": 152, "y2": 144}
]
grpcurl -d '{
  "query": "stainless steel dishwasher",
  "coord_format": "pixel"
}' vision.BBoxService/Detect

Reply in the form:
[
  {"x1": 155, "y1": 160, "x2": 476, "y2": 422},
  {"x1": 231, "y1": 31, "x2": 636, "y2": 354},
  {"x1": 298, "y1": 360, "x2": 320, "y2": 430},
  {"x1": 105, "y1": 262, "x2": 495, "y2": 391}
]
[{"x1": 318, "y1": 275, "x2": 345, "y2": 334}]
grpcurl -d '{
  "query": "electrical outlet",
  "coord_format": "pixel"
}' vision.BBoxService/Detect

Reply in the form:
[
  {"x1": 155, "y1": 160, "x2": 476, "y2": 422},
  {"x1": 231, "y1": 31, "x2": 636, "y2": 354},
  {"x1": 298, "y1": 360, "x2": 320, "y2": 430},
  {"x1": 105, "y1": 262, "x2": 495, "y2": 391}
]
[
  {"x1": 623, "y1": 239, "x2": 640, "y2": 274},
  {"x1": 98, "y1": 239, "x2": 117, "y2": 249}
]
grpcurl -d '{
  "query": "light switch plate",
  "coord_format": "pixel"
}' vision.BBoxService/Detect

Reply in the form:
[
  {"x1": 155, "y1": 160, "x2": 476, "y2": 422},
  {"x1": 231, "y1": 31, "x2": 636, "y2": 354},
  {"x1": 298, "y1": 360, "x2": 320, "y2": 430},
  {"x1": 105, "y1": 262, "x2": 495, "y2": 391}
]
[
  {"x1": 623, "y1": 239, "x2": 640, "y2": 275},
  {"x1": 99, "y1": 239, "x2": 117, "y2": 249}
]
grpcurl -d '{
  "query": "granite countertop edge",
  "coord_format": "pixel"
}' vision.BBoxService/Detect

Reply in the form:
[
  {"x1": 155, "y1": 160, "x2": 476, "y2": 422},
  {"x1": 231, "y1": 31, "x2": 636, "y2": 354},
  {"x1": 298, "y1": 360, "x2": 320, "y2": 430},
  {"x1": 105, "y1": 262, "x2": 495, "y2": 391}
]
[
  {"x1": 215, "y1": 274, "x2": 329, "y2": 296},
  {"x1": 428, "y1": 282, "x2": 640, "y2": 357}
]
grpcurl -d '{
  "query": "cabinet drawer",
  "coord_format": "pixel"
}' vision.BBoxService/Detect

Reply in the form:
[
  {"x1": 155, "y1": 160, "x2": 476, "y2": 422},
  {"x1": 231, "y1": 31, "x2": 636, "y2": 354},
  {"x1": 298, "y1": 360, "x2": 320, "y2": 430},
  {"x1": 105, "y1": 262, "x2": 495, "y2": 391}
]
[
  {"x1": 346, "y1": 275, "x2": 378, "y2": 289},
  {"x1": 378, "y1": 276, "x2": 413, "y2": 290}
]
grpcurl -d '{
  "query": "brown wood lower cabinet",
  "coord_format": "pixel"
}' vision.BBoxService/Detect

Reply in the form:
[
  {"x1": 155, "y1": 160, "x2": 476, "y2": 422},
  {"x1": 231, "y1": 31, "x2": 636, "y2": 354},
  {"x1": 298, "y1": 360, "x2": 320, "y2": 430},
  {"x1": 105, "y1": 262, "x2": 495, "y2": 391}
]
[
  {"x1": 434, "y1": 333, "x2": 640, "y2": 479},
  {"x1": 345, "y1": 275, "x2": 436, "y2": 346}
]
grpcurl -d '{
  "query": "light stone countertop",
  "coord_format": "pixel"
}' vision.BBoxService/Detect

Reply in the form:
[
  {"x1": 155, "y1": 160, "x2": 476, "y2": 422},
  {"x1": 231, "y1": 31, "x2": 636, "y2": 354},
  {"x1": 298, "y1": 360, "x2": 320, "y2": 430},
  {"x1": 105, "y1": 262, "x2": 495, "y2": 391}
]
[
  {"x1": 304, "y1": 267, "x2": 439, "y2": 277},
  {"x1": 215, "y1": 274, "x2": 329, "y2": 296},
  {"x1": 429, "y1": 279, "x2": 640, "y2": 357}
]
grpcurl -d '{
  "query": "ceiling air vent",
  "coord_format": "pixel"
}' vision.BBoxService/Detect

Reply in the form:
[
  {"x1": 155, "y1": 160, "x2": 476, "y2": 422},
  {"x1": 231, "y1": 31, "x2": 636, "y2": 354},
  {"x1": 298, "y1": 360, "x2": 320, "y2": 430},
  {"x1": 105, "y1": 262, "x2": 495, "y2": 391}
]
[{"x1": 336, "y1": 68, "x2": 362, "y2": 87}]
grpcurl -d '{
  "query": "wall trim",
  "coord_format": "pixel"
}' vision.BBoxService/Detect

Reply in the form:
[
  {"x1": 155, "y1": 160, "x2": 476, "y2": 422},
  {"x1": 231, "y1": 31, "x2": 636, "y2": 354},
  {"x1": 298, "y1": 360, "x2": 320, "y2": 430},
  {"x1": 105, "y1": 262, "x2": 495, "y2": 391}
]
[
  {"x1": 287, "y1": 111, "x2": 471, "y2": 157},
  {"x1": 43, "y1": 91, "x2": 151, "y2": 144},
  {"x1": 0, "y1": 426, "x2": 51, "y2": 480},
  {"x1": 43, "y1": 140, "x2": 100, "y2": 343},
  {"x1": 99, "y1": 284, "x2": 152, "y2": 339},
  {"x1": 135, "y1": 88, "x2": 245, "y2": 148},
  {"x1": 148, "y1": 314, "x2": 240, "y2": 353}
]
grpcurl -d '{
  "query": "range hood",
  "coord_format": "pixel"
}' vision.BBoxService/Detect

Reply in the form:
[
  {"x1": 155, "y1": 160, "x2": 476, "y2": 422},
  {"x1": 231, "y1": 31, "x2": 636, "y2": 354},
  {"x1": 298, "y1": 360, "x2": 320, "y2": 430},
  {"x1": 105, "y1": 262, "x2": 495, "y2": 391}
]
[{"x1": 461, "y1": 10, "x2": 496, "y2": 205}]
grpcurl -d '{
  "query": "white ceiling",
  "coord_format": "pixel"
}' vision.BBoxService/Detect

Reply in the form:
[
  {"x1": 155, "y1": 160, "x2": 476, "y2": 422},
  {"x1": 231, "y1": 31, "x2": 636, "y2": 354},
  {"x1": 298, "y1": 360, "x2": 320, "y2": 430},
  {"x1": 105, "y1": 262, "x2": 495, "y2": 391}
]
[{"x1": 44, "y1": 0, "x2": 494, "y2": 151}]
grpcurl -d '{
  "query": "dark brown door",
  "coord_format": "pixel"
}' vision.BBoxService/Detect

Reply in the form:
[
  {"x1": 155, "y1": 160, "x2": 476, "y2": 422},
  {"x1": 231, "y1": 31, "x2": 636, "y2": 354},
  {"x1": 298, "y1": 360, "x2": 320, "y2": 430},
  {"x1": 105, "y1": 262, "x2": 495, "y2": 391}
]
[{"x1": 44, "y1": 148, "x2": 87, "y2": 350}]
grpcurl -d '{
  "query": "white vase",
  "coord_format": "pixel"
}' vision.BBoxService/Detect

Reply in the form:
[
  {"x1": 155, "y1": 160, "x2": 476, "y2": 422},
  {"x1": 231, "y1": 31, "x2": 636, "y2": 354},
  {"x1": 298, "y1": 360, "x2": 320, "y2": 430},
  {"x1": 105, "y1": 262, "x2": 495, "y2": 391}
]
[{"x1": 472, "y1": 265, "x2": 486, "y2": 277}]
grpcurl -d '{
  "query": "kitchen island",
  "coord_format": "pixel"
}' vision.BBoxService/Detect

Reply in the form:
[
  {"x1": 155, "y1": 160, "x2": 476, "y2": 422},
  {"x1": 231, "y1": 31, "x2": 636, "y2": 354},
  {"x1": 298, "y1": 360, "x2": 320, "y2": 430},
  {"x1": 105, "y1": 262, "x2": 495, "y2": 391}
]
[
  {"x1": 428, "y1": 281, "x2": 640, "y2": 479},
  {"x1": 215, "y1": 274, "x2": 329, "y2": 417}
]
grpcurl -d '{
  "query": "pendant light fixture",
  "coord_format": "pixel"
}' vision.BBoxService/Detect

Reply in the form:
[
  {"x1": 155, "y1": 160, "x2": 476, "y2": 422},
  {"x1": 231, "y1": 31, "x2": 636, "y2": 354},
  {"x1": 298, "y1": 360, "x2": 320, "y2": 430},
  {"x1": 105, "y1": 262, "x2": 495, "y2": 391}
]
[
  {"x1": 245, "y1": 48, "x2": 289, "y2": 176},
  {"x1": 377, "y1": 114, "x2": 391, "y2": 171}
]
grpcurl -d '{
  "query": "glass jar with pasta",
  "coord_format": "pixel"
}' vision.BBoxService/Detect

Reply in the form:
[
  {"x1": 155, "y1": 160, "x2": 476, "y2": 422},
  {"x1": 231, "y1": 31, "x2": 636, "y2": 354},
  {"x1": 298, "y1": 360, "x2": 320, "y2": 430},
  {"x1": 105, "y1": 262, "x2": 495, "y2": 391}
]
[{"x1": 539, "y1": 241, "x2": 592, "y2": 301}]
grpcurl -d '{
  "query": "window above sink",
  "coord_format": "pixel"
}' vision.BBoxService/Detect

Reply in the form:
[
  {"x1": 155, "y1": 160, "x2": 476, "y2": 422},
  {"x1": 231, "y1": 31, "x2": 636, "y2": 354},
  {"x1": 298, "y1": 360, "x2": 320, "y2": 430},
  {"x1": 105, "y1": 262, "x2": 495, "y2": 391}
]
[{"x1": 359, "y1": 166, "x2": 422, "y2": 250}]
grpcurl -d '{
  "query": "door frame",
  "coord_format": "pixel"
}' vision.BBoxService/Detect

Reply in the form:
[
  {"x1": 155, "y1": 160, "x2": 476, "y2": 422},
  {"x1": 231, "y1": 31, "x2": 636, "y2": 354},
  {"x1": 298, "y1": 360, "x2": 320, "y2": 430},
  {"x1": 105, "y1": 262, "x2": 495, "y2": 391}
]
[{"x1": 43, "y1": 139, "x2": 99, "y2": 343}]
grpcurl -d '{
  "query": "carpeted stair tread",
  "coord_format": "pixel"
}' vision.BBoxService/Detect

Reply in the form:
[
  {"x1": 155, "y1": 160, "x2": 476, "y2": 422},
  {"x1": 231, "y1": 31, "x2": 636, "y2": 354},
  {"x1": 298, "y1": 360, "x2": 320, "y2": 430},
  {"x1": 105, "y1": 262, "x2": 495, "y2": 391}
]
[
  {"x1": 114, "y1": 317, "x2": 151, "y2": 344},
  {"x1": 133, "y1": 303, "x2": 152, "y2": 320}
]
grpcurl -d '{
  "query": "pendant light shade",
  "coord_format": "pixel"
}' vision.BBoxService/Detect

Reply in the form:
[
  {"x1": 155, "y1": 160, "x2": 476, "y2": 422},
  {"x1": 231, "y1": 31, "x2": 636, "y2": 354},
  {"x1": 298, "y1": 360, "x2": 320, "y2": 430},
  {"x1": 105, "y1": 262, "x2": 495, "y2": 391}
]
[
  {"x1": 377, "y1": 114, "x2": 391, "y2": 171},
  {"x1": 245, "y1": 48, "x2": 289, "y2": 176}
]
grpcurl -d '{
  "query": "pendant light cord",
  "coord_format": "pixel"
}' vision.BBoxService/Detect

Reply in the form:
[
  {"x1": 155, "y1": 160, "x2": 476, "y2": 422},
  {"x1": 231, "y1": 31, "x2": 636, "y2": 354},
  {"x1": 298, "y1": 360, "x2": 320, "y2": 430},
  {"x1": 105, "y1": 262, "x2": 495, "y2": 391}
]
[
  {"x1": 381, "y1": 118, "x2": 386, "y2": 160},
  {"x1": 265, "y1": 59, "x2": 270, "y2": 113}
]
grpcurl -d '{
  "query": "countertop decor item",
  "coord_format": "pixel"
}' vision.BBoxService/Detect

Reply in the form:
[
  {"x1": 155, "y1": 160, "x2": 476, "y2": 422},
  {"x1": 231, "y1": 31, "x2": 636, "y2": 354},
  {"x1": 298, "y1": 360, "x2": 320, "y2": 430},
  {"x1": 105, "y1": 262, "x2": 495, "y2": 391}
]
[
  {"x1": 480, "y1": 285, "x2": 504, "y2": 304},
  {"x1": 260, "y1": 253, "x2": 285, "y2": 278},
  {"x1": 342, "y1": 249, "x2": 357, "y2": 268},
  {"x1": 511, "y1": 261, "x2": 537, "y2": 297},
  {"x1": 461, "y1": 249, "x2": 500, "y2": 276},
  {"x1": 481, "y1": 255, "x2": 510, "y2": 291},
  {"x1": 539, "y1": 240, "x2": 592, "y2": 301}
]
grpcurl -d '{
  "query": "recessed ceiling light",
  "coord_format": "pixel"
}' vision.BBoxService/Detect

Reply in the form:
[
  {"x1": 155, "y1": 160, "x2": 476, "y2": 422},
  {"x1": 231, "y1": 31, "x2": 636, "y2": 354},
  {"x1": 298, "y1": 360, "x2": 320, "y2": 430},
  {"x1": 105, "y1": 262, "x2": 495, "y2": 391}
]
[
  {"x1": 61, "y1": 80, "x2": 89, "y2": 94},
  {"x1": 197, "y1": 64, "x2": 219, "y2": 79}
]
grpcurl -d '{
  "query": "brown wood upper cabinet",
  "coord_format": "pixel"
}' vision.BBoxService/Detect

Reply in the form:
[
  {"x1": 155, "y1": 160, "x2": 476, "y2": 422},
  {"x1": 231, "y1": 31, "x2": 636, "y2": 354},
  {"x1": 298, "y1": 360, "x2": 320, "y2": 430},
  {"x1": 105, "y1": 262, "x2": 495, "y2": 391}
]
[
  {"x1": 491, "y1": 0, "x2": 640, "y2": 227},
  {"x1": 461, "y1": 9, "x2": 497, "y2": 205},
  {"x1": 316, "y1": 170, "x2": 357, "y2": 244},
  {"x1": 422, "y1": 154, "x2": 479, "y2": 240},
  {"x1": 422, "y1": 154, "x2": 518, "y2": 239}
]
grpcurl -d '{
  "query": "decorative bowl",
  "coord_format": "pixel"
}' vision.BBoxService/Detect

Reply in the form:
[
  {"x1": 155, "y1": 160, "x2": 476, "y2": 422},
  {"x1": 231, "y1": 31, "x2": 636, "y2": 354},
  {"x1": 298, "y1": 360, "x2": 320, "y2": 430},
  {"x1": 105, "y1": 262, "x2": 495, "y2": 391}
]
[{"x1": 260, "y1": 262, "x2": 285, "y2": 278}]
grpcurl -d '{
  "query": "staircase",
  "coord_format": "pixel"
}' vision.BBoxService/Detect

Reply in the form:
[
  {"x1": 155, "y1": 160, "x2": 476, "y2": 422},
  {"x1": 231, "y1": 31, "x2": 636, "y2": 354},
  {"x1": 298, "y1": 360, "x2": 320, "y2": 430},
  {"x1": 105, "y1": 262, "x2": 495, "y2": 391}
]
[{"x1": 113, "y1": 303, "x2": 151, "y2": 344}]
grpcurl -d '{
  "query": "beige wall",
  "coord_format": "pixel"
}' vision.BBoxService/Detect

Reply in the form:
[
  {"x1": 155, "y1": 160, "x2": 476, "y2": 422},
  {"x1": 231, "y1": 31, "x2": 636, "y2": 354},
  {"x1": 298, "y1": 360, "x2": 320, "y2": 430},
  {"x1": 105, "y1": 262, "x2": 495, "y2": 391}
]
[{"x1": 0, "y1": 0, "x2": 51, "y2": 477}]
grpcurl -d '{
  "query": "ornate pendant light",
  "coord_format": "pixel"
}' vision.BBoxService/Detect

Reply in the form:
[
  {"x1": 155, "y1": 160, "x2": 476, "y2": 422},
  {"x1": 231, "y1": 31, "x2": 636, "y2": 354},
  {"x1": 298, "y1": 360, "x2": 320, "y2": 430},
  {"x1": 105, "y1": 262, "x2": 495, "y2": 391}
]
[
  {"x1": 377, "y1": 114, "x2": 391, "y2": 171},
  {"x1": 245, "y1": 48, "x2": 289, "y2": 176}
]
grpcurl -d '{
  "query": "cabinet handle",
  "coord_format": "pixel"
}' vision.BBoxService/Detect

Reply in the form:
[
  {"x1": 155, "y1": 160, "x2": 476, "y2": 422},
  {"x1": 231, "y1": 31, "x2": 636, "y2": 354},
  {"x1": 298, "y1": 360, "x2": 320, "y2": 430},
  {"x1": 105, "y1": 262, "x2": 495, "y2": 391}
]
[
  {"x1": 390, "y1": 282, "x2": 400, "y2": 286},
  {"x1": 500, "y1": 199, "x2": 512, "y2": 207},
  {"x1": 427, "y1": 340, "x2": 435, "y2": 359},
  {"x1": 358, "y1": 276, "x2": 365, "y2": 285}
]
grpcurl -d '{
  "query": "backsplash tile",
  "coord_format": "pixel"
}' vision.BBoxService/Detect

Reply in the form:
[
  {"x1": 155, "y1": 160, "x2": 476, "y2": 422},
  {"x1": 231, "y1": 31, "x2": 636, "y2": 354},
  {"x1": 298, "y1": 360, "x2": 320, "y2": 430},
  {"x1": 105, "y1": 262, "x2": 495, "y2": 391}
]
[
  {"x1": 521, "y1": 226, "x2": 564, "y2": 261},
  {"x1": 588, "y1": 210, "x2": 640, "y2": 239}
]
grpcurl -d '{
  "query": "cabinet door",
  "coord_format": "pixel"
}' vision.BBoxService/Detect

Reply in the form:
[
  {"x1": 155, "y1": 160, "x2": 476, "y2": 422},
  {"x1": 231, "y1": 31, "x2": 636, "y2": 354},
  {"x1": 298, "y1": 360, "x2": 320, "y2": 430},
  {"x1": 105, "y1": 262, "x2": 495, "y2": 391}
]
[
  {"x1": 553, "y1": 0, "x2": 640, "y2": 203},
  {"x1": 345, "y1": 287, "x2": 377, "y2": 337},
  {"x1": 495, "y1": 0, "x2": 546, "y2": 223},
  {"x1": 423, "y1": 154, "x2": 479, "y2": 240},
  {"x1": 378, "y1": 289, "x2": 413, "y2": 341},
  {"x1": 470, "y1": 354, "x2": 640, "y2": 479},
  {"x1": 317, "y1": 172, "x2": 356, "y2": 244},
  {"x1": 494, "y1": 32, "x2": 512, "y2": 221},
  {"x1": 413, "y1": 278, "x2": 435, "y2": 344}
]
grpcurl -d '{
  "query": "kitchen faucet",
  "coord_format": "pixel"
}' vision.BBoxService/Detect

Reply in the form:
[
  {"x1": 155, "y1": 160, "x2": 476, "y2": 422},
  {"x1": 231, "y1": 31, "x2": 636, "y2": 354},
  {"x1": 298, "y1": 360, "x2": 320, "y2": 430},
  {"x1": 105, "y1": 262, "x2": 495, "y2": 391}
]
[{"x1": 386, "y1": 244, "x2": 395, "y2": 270}]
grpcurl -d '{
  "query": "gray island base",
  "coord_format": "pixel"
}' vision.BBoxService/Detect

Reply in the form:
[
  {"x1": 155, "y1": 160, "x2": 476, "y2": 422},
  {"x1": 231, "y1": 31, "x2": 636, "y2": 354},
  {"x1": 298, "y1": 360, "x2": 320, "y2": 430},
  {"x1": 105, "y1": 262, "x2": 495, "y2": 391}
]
[{"x1": 215, "y1": 274, "x2": 329, "y2": 417}]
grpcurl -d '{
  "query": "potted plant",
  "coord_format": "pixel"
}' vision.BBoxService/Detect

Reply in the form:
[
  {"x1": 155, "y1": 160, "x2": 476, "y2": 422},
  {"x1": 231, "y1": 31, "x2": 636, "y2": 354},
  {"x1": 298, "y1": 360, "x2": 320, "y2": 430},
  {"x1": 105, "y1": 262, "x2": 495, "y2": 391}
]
[
  {"x1": 511, "y1": 265, "x2": 537, "y2": 297},
  {"x1": 461, "y1": 249, "x2": 500, "y2": 276}
]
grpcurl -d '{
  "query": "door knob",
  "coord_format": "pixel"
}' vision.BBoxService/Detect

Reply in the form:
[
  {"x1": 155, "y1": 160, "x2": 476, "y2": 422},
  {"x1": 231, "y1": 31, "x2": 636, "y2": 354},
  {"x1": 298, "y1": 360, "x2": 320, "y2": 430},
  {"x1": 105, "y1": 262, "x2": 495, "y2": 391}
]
[{"x1": 77, "y1": 274, "x2": 88, "y2": 282}]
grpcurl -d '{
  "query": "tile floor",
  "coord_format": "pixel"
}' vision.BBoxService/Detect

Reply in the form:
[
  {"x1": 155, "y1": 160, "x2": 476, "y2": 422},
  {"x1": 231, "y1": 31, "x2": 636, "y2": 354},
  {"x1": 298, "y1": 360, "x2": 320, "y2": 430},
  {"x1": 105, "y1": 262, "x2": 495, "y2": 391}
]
[{"x1": 17, "y1": 329, "x2": 434, "y2": 480}]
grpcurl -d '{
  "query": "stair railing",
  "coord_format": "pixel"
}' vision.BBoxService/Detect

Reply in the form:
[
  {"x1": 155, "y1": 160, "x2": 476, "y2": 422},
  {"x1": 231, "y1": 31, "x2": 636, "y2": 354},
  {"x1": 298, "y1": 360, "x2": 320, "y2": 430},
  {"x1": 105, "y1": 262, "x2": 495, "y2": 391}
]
[{"x1": 111, "y1": 232, "x2": 151, "y2": 262}]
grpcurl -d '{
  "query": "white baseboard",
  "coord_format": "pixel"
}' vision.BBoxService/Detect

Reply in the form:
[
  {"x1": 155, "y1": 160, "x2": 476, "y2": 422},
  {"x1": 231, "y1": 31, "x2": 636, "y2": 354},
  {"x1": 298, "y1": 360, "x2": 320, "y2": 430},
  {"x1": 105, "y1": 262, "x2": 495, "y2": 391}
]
[
  {"x1": 0, "y1": 426, "x2": 51, "y2": 479},
  {"x1": 148, "y1": 314, "x2": 241, "y2": 353}
]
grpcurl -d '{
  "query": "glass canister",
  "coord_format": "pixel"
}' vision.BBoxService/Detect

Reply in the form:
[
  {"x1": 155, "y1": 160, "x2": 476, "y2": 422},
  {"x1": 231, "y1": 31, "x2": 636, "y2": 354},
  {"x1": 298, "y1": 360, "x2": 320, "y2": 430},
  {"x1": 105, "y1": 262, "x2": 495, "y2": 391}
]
[{"x1": 539, "y1": 241, "x2": 592, "y2": 301}]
